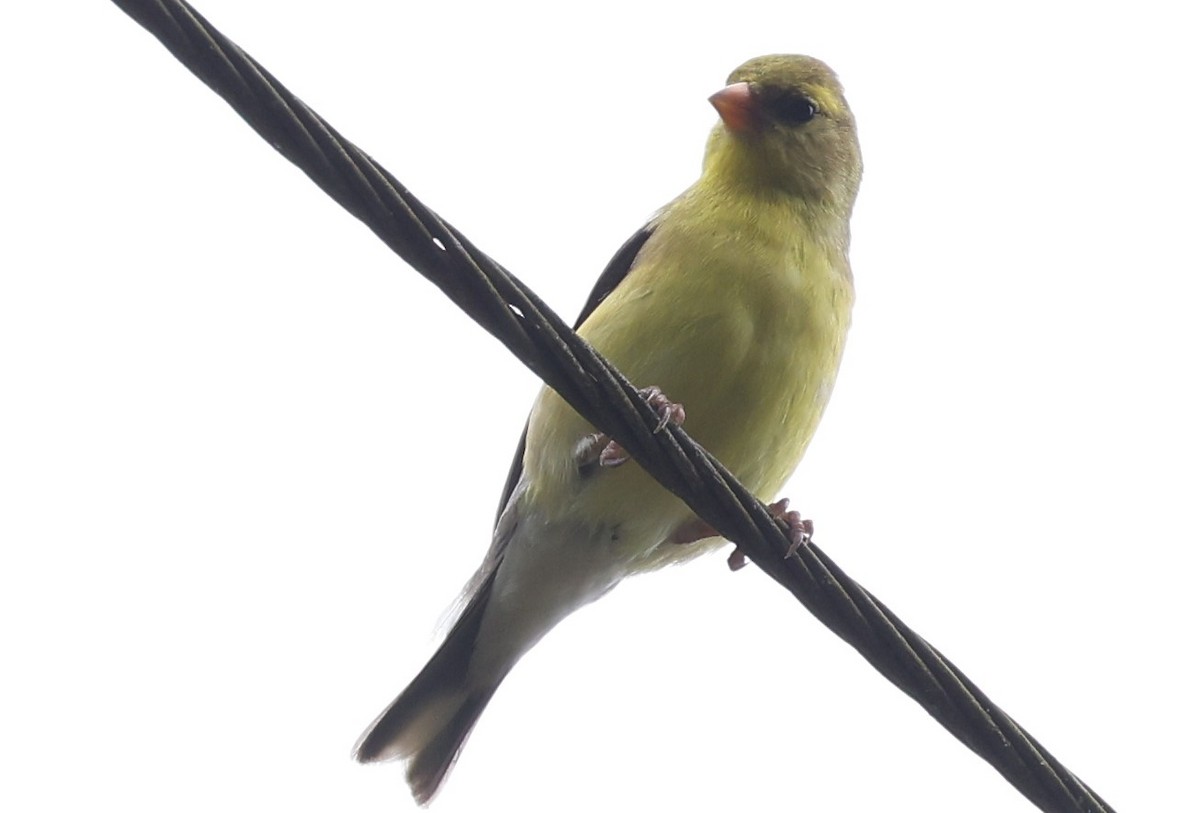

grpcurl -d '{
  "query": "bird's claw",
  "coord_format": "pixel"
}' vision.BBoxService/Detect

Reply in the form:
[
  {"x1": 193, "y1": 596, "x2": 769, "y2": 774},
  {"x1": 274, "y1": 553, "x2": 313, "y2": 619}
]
[
  {"x1": 726, "y1": 500, "x2": 811, "y2": 570},
  {"x1": 768, "y1": 498, "x2": 814, "y2": 558},
  {"x1": 578, "y1": 386, "x2": 685, "y2": 469},
  {"x1": 598, "y1": 437, "x2": 629, "y2": 468},
  {"x1": 674, "y1": 498, "x2": 811, "y2": 571},
  {"x1": 640, "y1": 386, "x2": 687, "y2": 434},
  {"x1": 727, "y1": 547, "x2": 747, "y2": 571}
]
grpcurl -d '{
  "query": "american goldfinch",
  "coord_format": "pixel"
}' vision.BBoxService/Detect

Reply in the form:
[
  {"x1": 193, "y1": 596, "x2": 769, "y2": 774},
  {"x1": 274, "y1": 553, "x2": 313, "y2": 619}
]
[{"x1": 355, "y1": 54, "x2": 862, "y2": 803}]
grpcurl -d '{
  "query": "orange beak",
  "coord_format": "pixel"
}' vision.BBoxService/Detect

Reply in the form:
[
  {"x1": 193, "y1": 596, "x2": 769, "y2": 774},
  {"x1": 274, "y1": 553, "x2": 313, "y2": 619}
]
[{"x1": 708, "y1": 82, "x2": 758, "y2": 133}]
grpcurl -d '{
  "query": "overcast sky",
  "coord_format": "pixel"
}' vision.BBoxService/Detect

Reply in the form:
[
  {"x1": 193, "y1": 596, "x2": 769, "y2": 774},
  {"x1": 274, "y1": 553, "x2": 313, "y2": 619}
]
[{"x1": 3, "y1": 2, "x2": 1197, "y2": 811}]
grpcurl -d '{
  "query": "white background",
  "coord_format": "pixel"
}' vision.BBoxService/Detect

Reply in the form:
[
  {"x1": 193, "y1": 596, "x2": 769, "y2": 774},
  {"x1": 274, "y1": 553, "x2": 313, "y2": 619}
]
[{"x1": 3, "y1": 2, "x2": 1197, "y2": 811}]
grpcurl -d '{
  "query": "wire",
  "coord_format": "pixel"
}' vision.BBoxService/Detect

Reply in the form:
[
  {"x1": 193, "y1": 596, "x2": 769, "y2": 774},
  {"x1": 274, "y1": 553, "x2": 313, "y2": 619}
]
[{"x1": 108, "y1": 1, "x2": 1115, "y2": 810}]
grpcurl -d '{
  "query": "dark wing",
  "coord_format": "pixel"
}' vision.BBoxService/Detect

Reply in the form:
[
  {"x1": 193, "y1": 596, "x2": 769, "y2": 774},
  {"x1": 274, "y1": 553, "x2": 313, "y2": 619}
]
[
  {"x1": 492, "y1": 223, "x2": 658, "y2": 524},
  {"x1": 568, "y1": 223, "x2": 659, "y2": 333}
]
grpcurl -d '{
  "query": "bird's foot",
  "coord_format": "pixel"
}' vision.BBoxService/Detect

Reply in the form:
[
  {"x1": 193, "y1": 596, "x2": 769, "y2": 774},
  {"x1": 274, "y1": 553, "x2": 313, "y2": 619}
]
[
  {"x1": 769, "y1": 498, "x2": 814, "y2": 558},
  {"x1": 575, "y1": 386, "x2": 685, "y2": 469},
  {"x1": 669, "y1": 498, "x2": 812, "y2": 570},
  {"x1": 670, "y1": 518, "x2": 747, "y2": 571},
  {"x1": 723, "y1": 500, "x2": 815, "y2": 570},
  {"x1": 639, "y1": 386, "x2": 688, "y2": 434},
  {"x1": 727, "y1": 547, "x2": 748, "y2": 571}
]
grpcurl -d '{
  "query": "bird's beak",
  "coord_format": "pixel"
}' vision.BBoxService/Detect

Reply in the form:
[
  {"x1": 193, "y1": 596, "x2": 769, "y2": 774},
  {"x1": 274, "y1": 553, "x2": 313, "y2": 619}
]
[{"x1": 709, "y1": 82, "x2": 759, "y2": 133}]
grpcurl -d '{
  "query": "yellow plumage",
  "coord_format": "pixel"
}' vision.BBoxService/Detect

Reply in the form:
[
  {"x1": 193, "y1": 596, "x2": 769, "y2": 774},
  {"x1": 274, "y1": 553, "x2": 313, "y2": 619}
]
[
  {"x1": 526, "y1": 187, "x2": 854, "y2": 568},
  {"x1": 356, "y1": 54, "x2": 863, "y2": 804},
  {"x1": 524, "y1": 55, "x2": 860, "y2": 570}
]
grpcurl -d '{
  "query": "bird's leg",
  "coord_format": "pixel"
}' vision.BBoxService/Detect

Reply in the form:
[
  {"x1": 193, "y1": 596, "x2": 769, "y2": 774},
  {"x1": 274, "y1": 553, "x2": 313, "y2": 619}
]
[
  {"x1": 671, "y1": 517, "x2": 717, "y2": 545},
  {"x1": 600, "y1": 386, "x2": 686, "y2": 467},
  {"x1": 574, "y1": 386, "x2": 685, "y2": 470},
  {"x1": 669, "y1": 498, "x2": 813, "y2": 572},
  {"x1": 728, "y1": 499, "x2": 814, "y2": 568},
  {"x1": 573, "y1": 433, "x2": 609, "y2": 472},
  {"x1": 669, "y1": 517, "x2": 748, "y2": 572}
]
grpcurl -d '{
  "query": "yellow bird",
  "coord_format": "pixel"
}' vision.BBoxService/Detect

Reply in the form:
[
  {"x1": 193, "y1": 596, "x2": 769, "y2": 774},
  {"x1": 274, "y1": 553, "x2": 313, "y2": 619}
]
[{"x1": 355, "y1": 54, "x2": 862, "y2": 804}]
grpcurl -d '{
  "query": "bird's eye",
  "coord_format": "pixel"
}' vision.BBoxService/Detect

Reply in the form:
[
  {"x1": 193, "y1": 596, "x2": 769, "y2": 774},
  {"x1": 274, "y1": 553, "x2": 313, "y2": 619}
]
[{"x1": 767, "y1": 91, "x2": 819, "y2": 125}]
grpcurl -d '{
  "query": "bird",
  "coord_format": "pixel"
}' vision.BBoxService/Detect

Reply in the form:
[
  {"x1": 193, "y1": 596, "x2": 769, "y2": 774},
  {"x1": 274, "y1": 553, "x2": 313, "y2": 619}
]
[{"x1": 354, "y1": 53, "x2": 863, "y2": 804}]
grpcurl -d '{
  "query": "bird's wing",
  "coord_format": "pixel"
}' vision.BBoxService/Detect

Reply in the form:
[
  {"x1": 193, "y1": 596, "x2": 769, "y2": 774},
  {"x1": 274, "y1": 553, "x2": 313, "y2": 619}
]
[
  {"x1": 572, "y1": 223, "x2": 660, "y2": 332},
  {"x1": 491, "y1": 222, "x2": 658, "y2": 525}
]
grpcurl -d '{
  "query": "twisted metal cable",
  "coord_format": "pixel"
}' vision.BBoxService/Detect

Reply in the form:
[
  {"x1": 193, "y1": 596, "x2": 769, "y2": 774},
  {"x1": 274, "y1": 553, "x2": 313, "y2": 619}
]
[{"x1": 109, "y1": 2, "x2": 1115, "y2": 810}]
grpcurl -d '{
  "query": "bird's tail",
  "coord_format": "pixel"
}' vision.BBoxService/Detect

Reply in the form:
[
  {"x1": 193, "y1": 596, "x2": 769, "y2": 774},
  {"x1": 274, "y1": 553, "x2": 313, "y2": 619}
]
[{"x1": 354, "y1": 571, "x2": 504, "y2": 805}]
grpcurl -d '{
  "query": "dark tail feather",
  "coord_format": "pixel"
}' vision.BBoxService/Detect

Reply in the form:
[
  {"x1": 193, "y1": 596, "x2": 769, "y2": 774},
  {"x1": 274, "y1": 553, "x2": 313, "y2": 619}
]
[
  {"x1": 405, "y1": 687, "x2": 498, "y2": 805},
  {"x1": 354, "y1": 570, "x2": 505, "y2": 805}
]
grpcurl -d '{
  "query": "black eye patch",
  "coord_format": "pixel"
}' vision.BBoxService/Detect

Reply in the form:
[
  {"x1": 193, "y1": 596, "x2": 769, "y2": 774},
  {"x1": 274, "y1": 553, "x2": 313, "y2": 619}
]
[{"x1": 759, "y1": 87, "x2": 819, "y2": 125}]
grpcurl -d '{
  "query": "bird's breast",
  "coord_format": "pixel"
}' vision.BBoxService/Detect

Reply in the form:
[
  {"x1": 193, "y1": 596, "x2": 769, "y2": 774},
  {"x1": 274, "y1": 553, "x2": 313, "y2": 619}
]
[{"x1": 521, "y1": 197, "x2": 852, "y2": 563}]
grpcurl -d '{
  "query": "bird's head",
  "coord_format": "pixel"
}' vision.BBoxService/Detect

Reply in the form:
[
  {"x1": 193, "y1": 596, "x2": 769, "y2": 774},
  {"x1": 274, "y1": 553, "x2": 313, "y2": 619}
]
[{"x1": 704, "y1": 55, "x2": 862, "y2": 216}]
